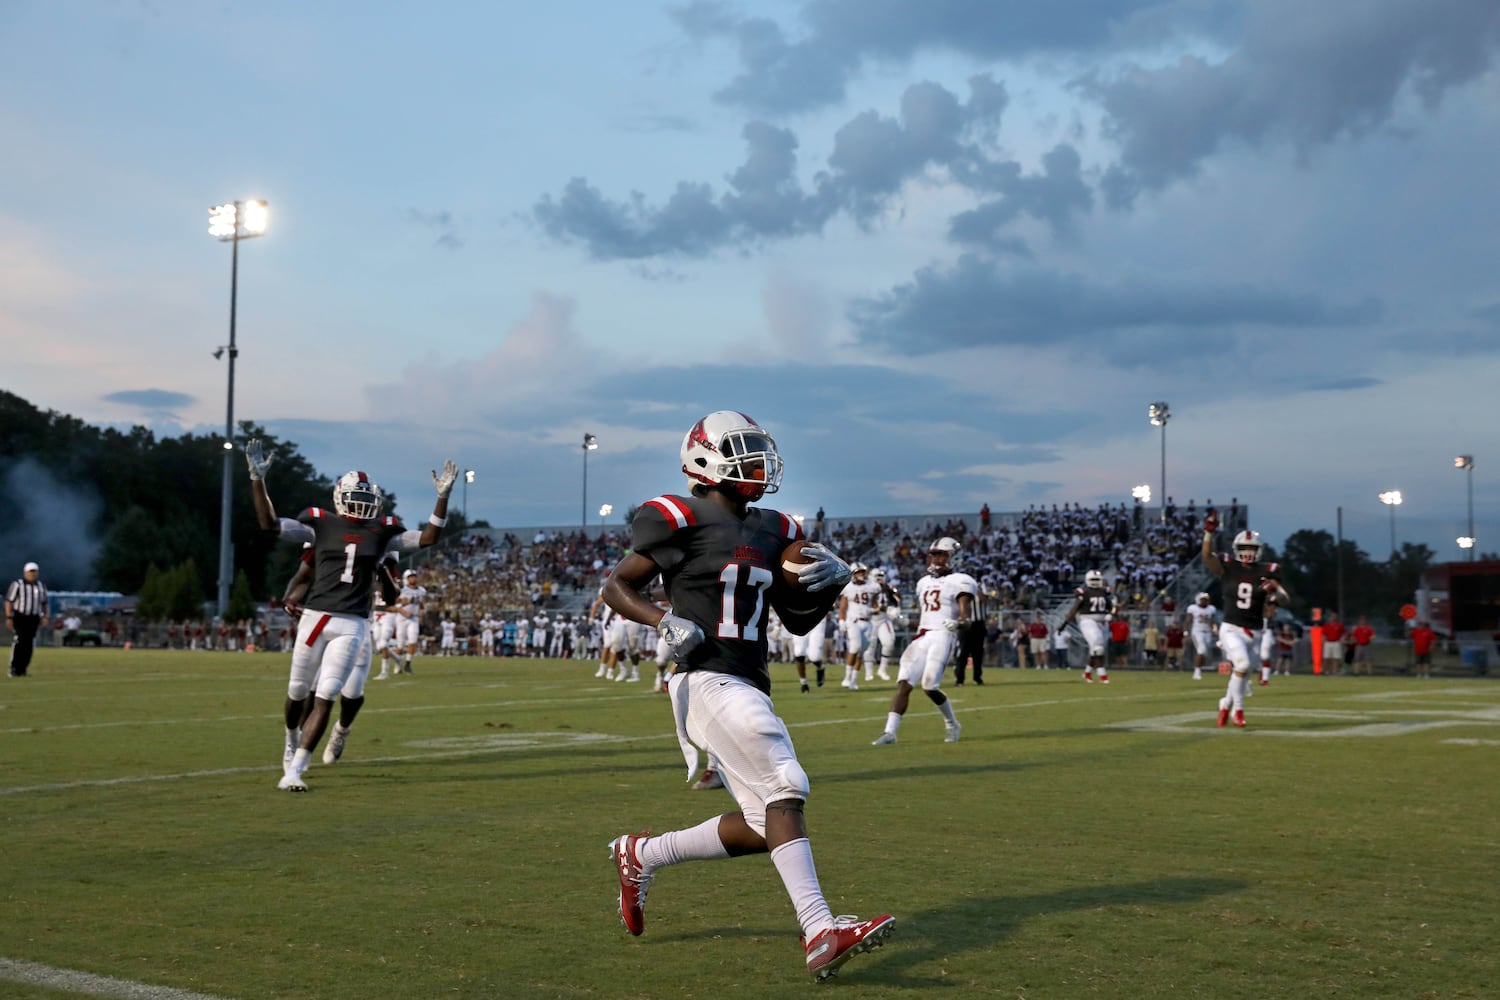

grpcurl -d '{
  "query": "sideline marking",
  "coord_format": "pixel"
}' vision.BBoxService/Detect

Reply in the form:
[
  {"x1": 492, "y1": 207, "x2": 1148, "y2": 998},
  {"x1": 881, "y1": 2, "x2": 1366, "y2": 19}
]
[{"x1": 0, "y1": 956, "x2": 232, "y2": 1000}]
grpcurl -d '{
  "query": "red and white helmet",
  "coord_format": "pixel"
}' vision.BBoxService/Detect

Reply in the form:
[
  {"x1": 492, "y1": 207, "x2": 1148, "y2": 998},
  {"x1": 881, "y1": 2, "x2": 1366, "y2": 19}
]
[
  {"x1": 333, "y1": 470, "x2": 383, "y2": 521},
  {"x1": 680, "y1": 410, "x2": 783, "y2": 501},
  {"x1": 1233, "y1": 529, "x2": 1262, "y2": 565},
  {"x1": 928, "y1": 536, "x2": 960, "y2": 575}
]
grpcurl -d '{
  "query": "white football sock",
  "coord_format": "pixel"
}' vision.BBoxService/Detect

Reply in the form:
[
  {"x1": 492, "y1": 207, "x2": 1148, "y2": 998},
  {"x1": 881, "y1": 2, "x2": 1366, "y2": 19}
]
[
  {"x1": 1230, "y1": 673, "x2": 1248, "y2": 710},
  {"x1": 770, "y1": 838, "x2": 834, "y2": 940},
  {"x1": 885, "y1": 711, "x2": 903, "y2": 735},
  {"x1": 291, "y1": 748, "x2": 312, "y2": 775},
  {"x1": 284, "y1": 727, "x2": 298, "y2": 748},
  {"x1": 639, "y1": 816, "x2": 729, "y2": 871},
  {"x1": 936, "y1": 699, "x2": 957, "y2": 726}
]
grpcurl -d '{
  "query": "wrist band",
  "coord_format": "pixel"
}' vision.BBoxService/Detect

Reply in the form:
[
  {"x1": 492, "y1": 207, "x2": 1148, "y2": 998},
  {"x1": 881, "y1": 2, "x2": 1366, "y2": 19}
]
[{"x1": 429, "y1": 514, "x2": 447, "y2": 527}]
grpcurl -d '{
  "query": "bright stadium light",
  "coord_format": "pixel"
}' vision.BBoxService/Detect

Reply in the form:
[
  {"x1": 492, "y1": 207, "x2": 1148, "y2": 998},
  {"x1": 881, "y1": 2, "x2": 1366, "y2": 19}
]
[
  {"x1": 1458, "y1": 535, "x2": 1475, "y2": 551},
  {"x1": 1147, "y1": 402, "x2": 1170, "y2": 522},
  {"x1": 599, "y1": 503, "x2": 613, "y2": 518},
  {"x1": 462, "y1": 469, "x2": 475, "y2": 519},
  {"x1": 207, "y1": 198, "x2": 269, "y2": 619},
  {"x1": 1455, "y1": 455, "x2": 1475, "y2": 561},
  {"x1": 1132, "y1": 484, "x2": 1152, "y2": 504},
  {"x1": 1379, "y1": 490, "x2": 1403, "y2": 559}
]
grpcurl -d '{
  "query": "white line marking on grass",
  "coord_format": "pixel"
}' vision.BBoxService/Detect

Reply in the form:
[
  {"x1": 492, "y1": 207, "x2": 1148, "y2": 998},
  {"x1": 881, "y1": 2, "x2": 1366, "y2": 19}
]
[
  {"x1": 0, "y1": 956, "x2": 233, "y2": 1000},
  {"x1": 1442, "y1": 738, "x2": 1500, "y2": 746},
  {"x1": 0, "y1": 690, "x2": 1188, "y2": 797}
]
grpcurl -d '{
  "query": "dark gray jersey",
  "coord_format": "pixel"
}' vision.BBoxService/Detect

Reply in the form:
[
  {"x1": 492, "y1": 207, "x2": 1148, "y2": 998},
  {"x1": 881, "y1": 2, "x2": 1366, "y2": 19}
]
[
  {"x1": 1219, "y1": 557, "x2": 1281, "y2": 630},
  {"x1": 629, "y1": 493, "x2": 802, "y2": 693},
  {"x1": 1075, "y1": 585, "x2": 1114, "y2": 617},
  {"x1": 297, "y1": 507, "x2": 407, "y2": 616}
]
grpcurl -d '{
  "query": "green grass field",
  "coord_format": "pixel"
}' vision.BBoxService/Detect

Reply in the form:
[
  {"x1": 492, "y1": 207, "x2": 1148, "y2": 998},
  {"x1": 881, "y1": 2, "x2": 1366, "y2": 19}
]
[{"x1": 2, "y1": 650, "x2": 1497, "y2": 1000}]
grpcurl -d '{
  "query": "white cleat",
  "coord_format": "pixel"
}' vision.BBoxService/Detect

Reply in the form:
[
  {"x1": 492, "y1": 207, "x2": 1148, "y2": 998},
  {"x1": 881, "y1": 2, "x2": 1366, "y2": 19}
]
[
  {"x1": 278, "y1": 772, "x2": 308, "y2": 792},
  {"x1": 323, "y1": 725, "x2": 348, "y2": 765},
  {"x1": 944, "y1": 723, "x2": 962, "y2": 743},
  {"x1": 877, "y1": 670, "x2": 891, "y2": 681},
  {"x1": 871, "y1": 732, "x2": 897, "y2": 746},
  {"x1": 595, "y1": 665, "x2": 607, "y2": 678}
]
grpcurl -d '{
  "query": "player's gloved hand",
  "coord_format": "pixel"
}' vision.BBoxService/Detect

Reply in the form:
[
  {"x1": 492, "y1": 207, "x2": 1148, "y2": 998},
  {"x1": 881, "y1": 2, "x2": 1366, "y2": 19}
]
[
  {"x1": 1203, "y1": 508, "x2": 1219, "y2": 534},
  {"x1": 791, "y1": 543, "x2": 852, "y2": 593},
  {"x1": 657, "y1": 613, "x2": 705, "y2": 662},
  {"x1": 943, "y1": 618, "x2": 966, "y2": 634},
  {"x1": 433, "y1": 459, "x2": 459, "y2": 498},
  {"x1": 245, "y1": 438, "x2": 274, "y2": 481},
  {"x1": 886, "y1": 606, "x2": 902, "y2": 621},
  {"x1": 282, "y1": 598, "x2": 303, "y2": 619}
]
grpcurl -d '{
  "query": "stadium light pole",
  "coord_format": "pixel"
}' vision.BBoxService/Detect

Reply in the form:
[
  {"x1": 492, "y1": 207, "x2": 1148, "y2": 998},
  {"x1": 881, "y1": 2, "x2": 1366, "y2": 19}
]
[
  {"x1": 581, "y1": 434, "x2": 598, "y2": 533},
  {"x1": 463, "y1": 469, "x2": 475, "y2": 521},
  {"x1": 208, "y1": 199, "x2": 268, "y2": 619},
  {"x1": 1148, "y1": 402, "x2": 1170, "y2": 522},
  {"x1": 1455, "y1": 455, "x2": 1475, "y2": 561},
  {"x1": 1378, "y1": 489, "x2": 1403, "y2": 560}
]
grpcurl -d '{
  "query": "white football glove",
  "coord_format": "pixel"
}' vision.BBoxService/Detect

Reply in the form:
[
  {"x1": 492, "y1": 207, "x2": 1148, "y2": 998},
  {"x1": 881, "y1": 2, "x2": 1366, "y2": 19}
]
[
  {"x1": 790, "y1": 543, "x2": 852, "y2": 593},
  {"x1": 245, "y1": 438, "x2": 274, "y2": 481},
  {"x1": 943, "y1": 618, "x2": 967, "y2": 634},
  {"x1": 433, "y1": 459, "x2": 459, "y2": 498},
  {"x1": 657, "y1": 612, "x2": 705, "y2": 662}
]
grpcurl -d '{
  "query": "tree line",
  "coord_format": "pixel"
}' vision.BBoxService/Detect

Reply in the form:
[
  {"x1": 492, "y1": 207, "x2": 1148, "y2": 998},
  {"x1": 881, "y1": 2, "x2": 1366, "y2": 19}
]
[{"x1": 0, "y1": 388, "x2": 1468, "y2": 627}]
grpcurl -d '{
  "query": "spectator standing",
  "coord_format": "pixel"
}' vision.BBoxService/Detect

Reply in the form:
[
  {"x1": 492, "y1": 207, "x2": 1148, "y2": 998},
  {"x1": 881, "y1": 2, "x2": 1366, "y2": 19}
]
[
  {"x1": 1142, "y1": 618, "x2": 1160, "y2": 668},
  {"x1": 1108, "y1": 615, "x2": 1131, "y2": 671},
  {"x1": 1352, "y1": 616, "x2": 1376, "y2": 675},
  {"x1": 1052, "y1": 622, "x2": 1071, "y2": 669},
  {"x1": 1410, "y1": 620, "x2": 1436, "y2": 678},
  {"x1": 1027, "y1": 612, "x2": 1049, "y2": 669},
  {"x1": 1164, "y1": 618, "x2": 1185, "y2": 671},
  {"x1": 5, "y1": 562, "x2": 48, "y2": 677},
  {"x1": 1321, "y1": 612, "x2": 1346, "y2": 676},
  {"x1": 979, "y1": 503, "x2": 991, "y2": 530}
]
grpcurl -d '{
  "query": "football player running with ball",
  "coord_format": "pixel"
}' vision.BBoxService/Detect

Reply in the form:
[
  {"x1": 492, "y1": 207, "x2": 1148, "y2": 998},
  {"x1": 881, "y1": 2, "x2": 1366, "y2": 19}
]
[
  {"x1": 1202, "y1": 509, "x2": 1288, "y2": 728},
  {"x1": 871, "y1": 536, "x2": 974, "y2": 744},
  {"x1": 602, "y1": 410, "x2": 894, "y2": 981}
]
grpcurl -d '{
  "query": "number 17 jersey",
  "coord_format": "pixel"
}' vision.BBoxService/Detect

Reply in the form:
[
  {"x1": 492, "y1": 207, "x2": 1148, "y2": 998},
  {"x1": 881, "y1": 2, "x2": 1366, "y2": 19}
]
[{"x1": 629, "y1": 493, "x2": 803, "y2": 693}]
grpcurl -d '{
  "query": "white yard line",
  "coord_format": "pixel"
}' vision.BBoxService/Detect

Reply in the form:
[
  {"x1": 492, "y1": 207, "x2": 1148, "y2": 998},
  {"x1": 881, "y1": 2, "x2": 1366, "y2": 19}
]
[
  {"x1": 0, "y1": 692, "x2": 1178, "y2": 797},
  {"x1": 0, "y1": 956, "x2": 233, "y2": 1000}
]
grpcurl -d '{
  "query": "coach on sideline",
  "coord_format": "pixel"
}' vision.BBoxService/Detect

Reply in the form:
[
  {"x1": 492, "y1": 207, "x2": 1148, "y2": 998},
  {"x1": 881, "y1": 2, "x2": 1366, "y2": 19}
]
[{"x1": 5, "y1": 561, "x2": 47, "y2": 677}]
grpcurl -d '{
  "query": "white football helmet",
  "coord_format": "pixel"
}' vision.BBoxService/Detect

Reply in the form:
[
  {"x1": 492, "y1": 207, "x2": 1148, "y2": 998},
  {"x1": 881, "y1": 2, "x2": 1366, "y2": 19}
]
[
  {"x1": 850, "y1": 562, "x2": 868, "y2": 577},
  {"x1": 680, "y1": 410, "x2": 783, "y2": 501},
  {"x1": 1233, "y1": 529, "x2": 1262, "y2": 565},
  {"x1": 1196, "y1": 592, "x2": 1211, "y2": 604},
  {"x1": 333, "y1": 470, "x2": 383, "y2": 521},
  {"x1": 928, "y1": 536, "x2": 960, "y2": 575},
  {"x1": 1084, "y1": 569, "x2": 1105, "y2": 588},
  {"x1": 871, "y1": 568, "x2": 886, "y2": 583}
]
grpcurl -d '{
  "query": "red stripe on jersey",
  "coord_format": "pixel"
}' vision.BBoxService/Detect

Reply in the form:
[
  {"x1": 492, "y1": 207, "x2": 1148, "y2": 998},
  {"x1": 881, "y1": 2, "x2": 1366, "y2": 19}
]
[
  {"x1": 305, "y1": 614, "x2": 331, "y2": 647},
  {"x1": 309, "y1": 507, "x2": 323, "y2": 519},
  {"x1": 645, "y1": 495, "x2": 696, "y2": 529},
  {"x1": 775, "y1": 512, "x2": 803, "y2": 540}
]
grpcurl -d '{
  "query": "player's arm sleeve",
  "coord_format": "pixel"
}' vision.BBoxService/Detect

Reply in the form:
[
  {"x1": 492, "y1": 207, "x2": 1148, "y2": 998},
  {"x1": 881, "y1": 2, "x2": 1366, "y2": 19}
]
[
  {"x1": 387, "y1": 529, "x2": 423, "y2": 554},
  {"x1": 629, "y1": 504, "x2": 685, "y2": 571}
]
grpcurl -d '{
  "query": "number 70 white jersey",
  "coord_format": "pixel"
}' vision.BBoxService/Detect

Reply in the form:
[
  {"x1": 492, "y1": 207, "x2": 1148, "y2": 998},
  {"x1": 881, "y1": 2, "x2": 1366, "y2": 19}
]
[{"x1": 915, "y1": 571, "x2": 978, "y2": 632}]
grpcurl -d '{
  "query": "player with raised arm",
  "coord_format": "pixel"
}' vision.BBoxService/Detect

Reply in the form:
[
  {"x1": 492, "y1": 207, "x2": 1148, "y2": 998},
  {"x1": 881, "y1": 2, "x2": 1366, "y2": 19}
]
[
  {"x1": 246, "y1": 437, "x2": 456, "y2": 790},
  {"x1": 871, "y1": 536, "x2": 973, "y2": 745},
  {"x1": 1185, "y1": 592, "x2": 1218, "y2": 680},
  {"x1": 1201, "y1": 508, "x2": 1288, "y2": 728},
  {"x1": 1061, "y1": 569, "x2": 1115, "y2": 683},
  {"x1": 602, "y1": 410, "x2": 892, "y2": 981}
]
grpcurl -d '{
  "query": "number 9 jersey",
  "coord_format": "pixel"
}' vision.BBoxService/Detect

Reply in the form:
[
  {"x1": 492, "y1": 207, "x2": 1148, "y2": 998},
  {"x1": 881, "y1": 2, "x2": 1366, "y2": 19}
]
[
  {"x1": 1218, "y1": 556, "x2": 1281, "y2": 630},
  {"x1": 629, "y1": 493, "x2": 804, "y2": 694}
]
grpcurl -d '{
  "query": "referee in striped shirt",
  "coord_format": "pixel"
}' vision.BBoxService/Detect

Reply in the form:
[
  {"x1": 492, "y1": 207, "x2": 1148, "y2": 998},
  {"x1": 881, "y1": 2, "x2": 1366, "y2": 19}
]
[{"x1": 6, "y1": 561, "x2": 47, "y2": 677}]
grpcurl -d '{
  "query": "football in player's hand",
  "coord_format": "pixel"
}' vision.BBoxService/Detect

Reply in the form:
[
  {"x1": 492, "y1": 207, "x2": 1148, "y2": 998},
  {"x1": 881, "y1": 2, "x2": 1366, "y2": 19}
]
[{"x1": 780, "y1": 539, "x2": 815, "y2": 589}]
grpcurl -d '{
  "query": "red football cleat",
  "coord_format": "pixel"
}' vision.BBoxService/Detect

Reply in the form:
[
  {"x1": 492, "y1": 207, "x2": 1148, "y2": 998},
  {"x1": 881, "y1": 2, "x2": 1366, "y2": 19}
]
[
  {"x1": 609, "y1": 832, "x2": 652, "y2": 936},
  {"x1": 804, "y1": 914, "x2": 895, "y2": 981},
  {"x1": 1217, "y1": 706, "x2": 1230, "y2": 728},
  {"x1": 1233, "y1": 709, "x2": 1246, "y2": 728},
  {"x1": 1082, "y1": 671, "x2": 1093, "y2": 683}
]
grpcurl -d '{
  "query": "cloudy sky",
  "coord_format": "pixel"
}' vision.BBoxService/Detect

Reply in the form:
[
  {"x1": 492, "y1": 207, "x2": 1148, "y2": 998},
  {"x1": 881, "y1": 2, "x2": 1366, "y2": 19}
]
[{"x1": 3, "y1": 0, "x2": 1496, "y2": 560}]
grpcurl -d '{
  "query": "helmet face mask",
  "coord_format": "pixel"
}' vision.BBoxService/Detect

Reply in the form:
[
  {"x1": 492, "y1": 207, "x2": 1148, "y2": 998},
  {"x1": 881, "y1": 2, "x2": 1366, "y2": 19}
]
[
  {"x1": 927, "y1": 536, "x2": 960, "y2": 575},
  {"x1": 334, "y1": 471, "x2": 383, "y2": 521},
  {"x1": 1085, "y1": 570, "x2": 1104, "y2": 588},
  {"x1": 681, "y1": 411, "x2": 783, "y2": 502},
  {"x1": 1233, "y1": 529, "x2": 1262, "y2": 566}
]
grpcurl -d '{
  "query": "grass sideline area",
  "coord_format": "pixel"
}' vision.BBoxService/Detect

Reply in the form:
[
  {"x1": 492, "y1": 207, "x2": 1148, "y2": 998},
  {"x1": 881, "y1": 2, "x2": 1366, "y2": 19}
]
[{"x1": 2, "y1": 650, "x2": 1497, "y2": 999}]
